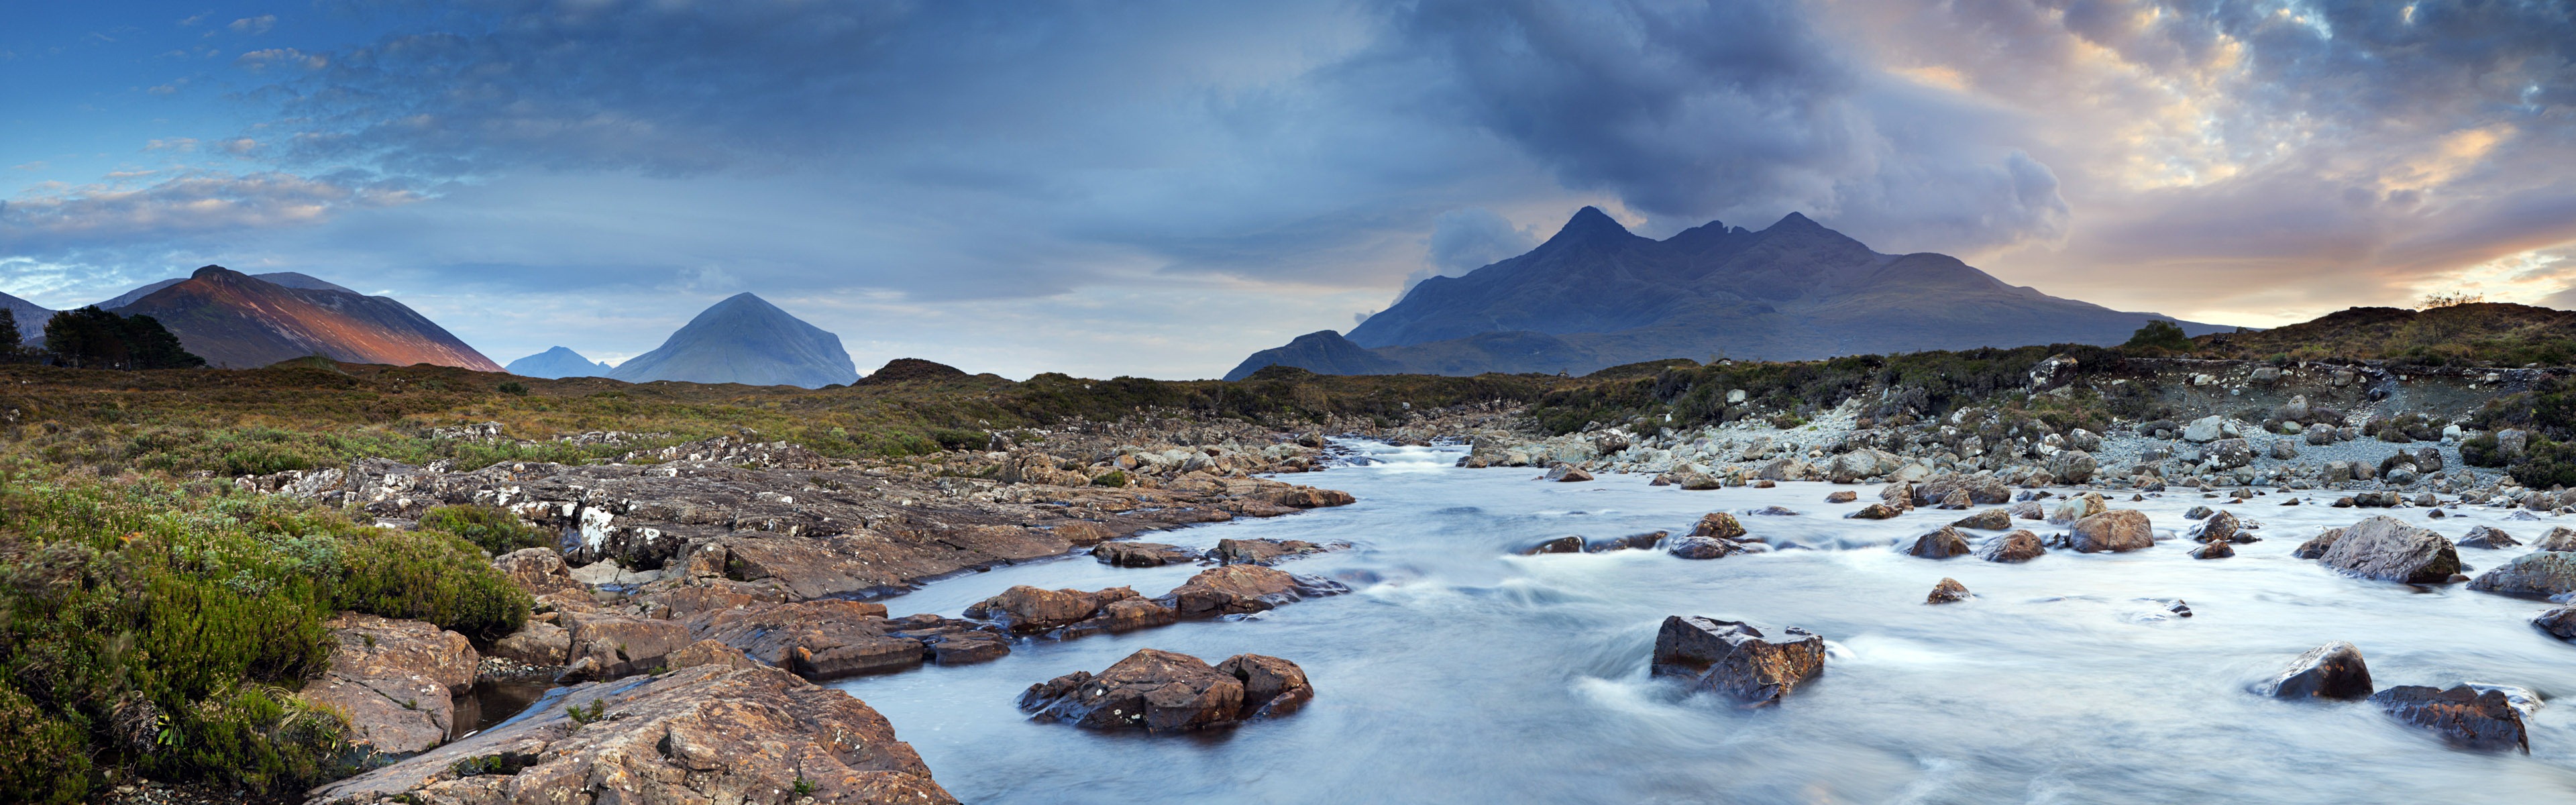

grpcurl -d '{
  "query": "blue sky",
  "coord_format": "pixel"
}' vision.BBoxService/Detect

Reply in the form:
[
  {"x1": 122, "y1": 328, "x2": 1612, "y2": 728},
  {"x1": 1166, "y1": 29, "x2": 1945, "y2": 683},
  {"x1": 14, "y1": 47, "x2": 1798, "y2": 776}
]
[{"x1": 4, "y1": 1, "x2": 2573, "y2": 378}]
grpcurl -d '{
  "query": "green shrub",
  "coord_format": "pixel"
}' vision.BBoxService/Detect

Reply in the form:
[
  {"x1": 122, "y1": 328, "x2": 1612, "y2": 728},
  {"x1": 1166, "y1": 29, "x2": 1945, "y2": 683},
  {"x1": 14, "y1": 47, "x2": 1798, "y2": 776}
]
[
  {"x1": 0, "y1": 683, "x2": 91, "y2": 804},
  {"x1": 929, "y1": 428, "x2": 989, "y2": 451},
  {"x1": 419, "y1": 504, "x2": 553, "y2": 556},
  {"x1": 330, "y1": 527, "x2": 531, "y2": 642},
  {"x1": 496, "y1": 381, "x2": 529, "y2": 396},
  {"x1": 2512, "y1": 439, "x2": 2576, "y2": 489},
  {"x1": 2461, "y1": 433, "x2": 2506, "y2": 468},
  {"x1": 1090, "y1": 470, "x2": 1129, "y2": 487},
  {"x1": 2122, "y1": 319, "x2": 2194, "y2": 352}
]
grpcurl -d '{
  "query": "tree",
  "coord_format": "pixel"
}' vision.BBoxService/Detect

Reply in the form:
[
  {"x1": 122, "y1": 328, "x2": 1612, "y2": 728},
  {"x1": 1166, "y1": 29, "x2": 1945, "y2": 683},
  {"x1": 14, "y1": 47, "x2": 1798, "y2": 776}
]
[
  {"x1": 2419, "y1": 292, "x2": 2484, "y2": 310},
  {"x1": 41, "y1": 307, "x2": 207, "y2": 370},
  {"x1": 2122, "y1": 319, "x2": 2194, "y2": 352},
  {"x1": 0, "y1": 308, "x2": 19, "y2": 361}
]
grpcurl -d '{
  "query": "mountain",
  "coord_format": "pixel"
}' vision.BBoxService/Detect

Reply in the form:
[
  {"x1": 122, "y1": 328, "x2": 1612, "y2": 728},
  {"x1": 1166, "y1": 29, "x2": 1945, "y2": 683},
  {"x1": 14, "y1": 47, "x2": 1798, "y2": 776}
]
[
  {"x1": 505, "y1": 346, "x2": 614, "y2": 378},
  {"x1": 1227, "y1": 207, "x2": 2231, "y2": 379},
  {"x1": 97, "y1": 271, "x2": 356, "y2": 311},
  {"x1": 1, "y1": 291, "x2": 50, "y2": 345},
  {"x1": 109, "y1": 265, "x2": 504, "y2": 371},
  {"x1": 604, "y1": 293, "x2": 859, "y2": 388}
]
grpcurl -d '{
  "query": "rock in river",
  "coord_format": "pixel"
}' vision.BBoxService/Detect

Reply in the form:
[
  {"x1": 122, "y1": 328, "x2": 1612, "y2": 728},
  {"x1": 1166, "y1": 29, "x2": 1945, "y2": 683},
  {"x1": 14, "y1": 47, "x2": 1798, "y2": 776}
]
[
  {"x1": 2263, "y1": 642, "x2": 2373, "y2": 701},
  {"x1": 1978, "y1": 530, "x2": 2047, "y2": 563},
  {"x1": 307, "y1": 664, "x2": 957, "y2": 804},
  {"x1": 1665, "y1": 535, "x2": 1752, "y2": 559},
  {"x1": 2370, "y1": 684, "x2": 2530, "y2": 753},
  {"x1": 2067, "y1": 510, "x2": 2154, "y2": 553},
  {"x1": 1691, "y1": 512, "x2": 1748, "y2": 540},
  {"x1": 1158, "y1": 565, "x2": 1344, "y2": 619},
  {"x1": 1926, "y1": 578, "x2": 1970, "y2": 604},
  {"x1": 1951, "y1": 508, "x2": 2012, "y2": 531},
  {"x1": 1210, "y1": 537, "x2": 1344, "y2": 566},
  {"x1": 2190, "y1": 541, "x2": 2235, "y2": 559},
  {"x1": 1094, "y1": 541, "x2": 1201, "y2": 567},
  {"x1": 1650, "y1": 616, "x2": 1827, "y2": 708},
  {"x1": 2467, "y1": 551, "x2": 2576, "y2": 598},
  {"x1": 2316, "y1": 516, "x2": 2461, "y2": 584},
  {"x1": 1845, "y1": 503, "x2": 1902, "y2": 521},
  {"x1": 2532, "y1": 606, "x2": 2576, "y2": 641},
  {"x1": 2190, "y1": 511, "x2": 2253, "y2": 543},
  {"x1": 2457, "y1": 526, "x2": 2521, "y2": 549},
  {"x1": 1903, "y1": 527, "x2": 1974, "y2": 559},
  {"x1": 1018, "y1": 648, "x2": 1311, "y2": 732}
]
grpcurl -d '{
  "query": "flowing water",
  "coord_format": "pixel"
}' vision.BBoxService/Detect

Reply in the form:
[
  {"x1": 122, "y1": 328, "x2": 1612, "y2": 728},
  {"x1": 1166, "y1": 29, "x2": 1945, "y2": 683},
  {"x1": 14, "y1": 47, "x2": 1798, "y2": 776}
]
[{"x1": 838, "y1": 441, "x2": 2576, "y2": 804}]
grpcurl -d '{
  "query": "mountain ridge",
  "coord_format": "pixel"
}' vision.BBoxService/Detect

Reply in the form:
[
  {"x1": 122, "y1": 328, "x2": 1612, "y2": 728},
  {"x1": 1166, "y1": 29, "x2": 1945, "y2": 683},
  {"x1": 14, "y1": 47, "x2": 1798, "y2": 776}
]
[{"x1": 111, "y1": 266, "x2": 503, "y2": 371}]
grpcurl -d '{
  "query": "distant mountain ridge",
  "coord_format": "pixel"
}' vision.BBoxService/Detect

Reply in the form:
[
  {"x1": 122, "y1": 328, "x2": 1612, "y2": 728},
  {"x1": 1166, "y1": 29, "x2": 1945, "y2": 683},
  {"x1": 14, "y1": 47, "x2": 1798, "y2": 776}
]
[
  {"x1": 506, "y1": 346, "x2": 614, "y2": 378},
  {"x1": 1228, "y1": 207, "x2": 2231, "y2": 379},
  {"x1": 605, "y1": 293, "x2": 859, "y2": 388},
  {"x1": 110, "y1": 266, "x2": 502, "y2": 371}
]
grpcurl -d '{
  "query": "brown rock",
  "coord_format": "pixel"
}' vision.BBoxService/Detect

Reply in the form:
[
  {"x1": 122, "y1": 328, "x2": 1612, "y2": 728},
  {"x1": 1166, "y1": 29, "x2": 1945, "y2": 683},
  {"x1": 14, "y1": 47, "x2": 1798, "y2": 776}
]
[
  {"x1": 492, "y1": 547, "x2": 582, "y2": 596},
  {"x1": 963, "y1": 586, "x2": 1120, "y2": 633},
  {"x1": 491, "y1": 621, "x2": 571, "y2": 667},
  {"x1": 1845, "y1": 502, "x2": 1902, "y2": 520},
  {"x1": 298, "y1": 614, "x2": 481, "y2": 755},
  {"x1": 2532, "y1": 605, "x2": 2576, "y2": 641},
  {"x1": 1650, "y1": 616, "x2": 1826, "y2": 708},
  {"x1": 1093, "y1": 541, "x2": 1200, "y2": 568},
  {"x1": 1215, "y1": 653, "x2": 1315, "y2": 718},
  {"x1": 558, "y1": 610, "x2": 695, "y2": 681},
  {"x1": 2263, "y1": 642, "x2": 2372, "y2": 700},
  {"x1": 690, "y1": 600, "x2": 932, "y2": 680},
  {"x1": 1950, "y1": 508, "x2": 2012, "y2": 530},
  {"x1": 1926, "y1": 578, "x2": 1970, "y2": 604},
  {"x1": 666, "y1": 639, "x2": 763, "y2": 671},
  {"x1": 2316, "y1": 516, "x2": 2461, "y2": 584},
  {"x1": 1210, "y1": 537, "x2": 1345, "y2": 566},
  {"x1": 2190, "y1": 541, "x2": 2235, "y2": 559},
  {"x1": 1018, "y1": 649, "x2": 1250, "y2": 732},
  {"x1": 1903, "y1": 527, "x2": 1974, "y2": 559},
  {"x1": 1825, "y1": 490, "x2": 1858, "y2": 504},
  {"x1": 2068, "y1": 510, "x2": 2154, "y2": 553},
  {"x1": 1690, "y1": 512, "x2": 1747, "y2": 540},
  {"x1": 1977, "y1": 530, "x2": 2047, "y2": 563},
  {"x1": 2371, "y1": 684, "x2": 2529, "y2": 753},
  {"x1": 2292, "y1": 527, "x2": 2347, "y2": 559},
  {"x1": 1159, "y1": 566, "x2": 1341, "y2": 619},
  {"x1": 1664, "y1": 535, "x2": 1750, "y2": 559},
  {"x1": 307, "y1": 665, "x2": 957, "y2": 805}
]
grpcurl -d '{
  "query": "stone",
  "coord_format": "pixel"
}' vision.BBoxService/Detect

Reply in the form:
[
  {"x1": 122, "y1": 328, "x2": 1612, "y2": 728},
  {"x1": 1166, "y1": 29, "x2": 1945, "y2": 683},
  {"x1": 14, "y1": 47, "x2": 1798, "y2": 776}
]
[
  {"x1": 2534, "y1": 527, "x2": 2576, "y2": 552},
  {"x1": 2183, "y1": 416, "x2": 2226, "y2": 443},
  {"x1": 2306, "y1": 422, "x2": 2338, "y2": 445},
  {"x1": 1951, "y1": 508, "x2": 2012, "y2": 530},
  {"x1": 1915, "y1": 474, "x2": 2010, "y2": 506},
  {"x1": 492, "y1": 620, "x2": 571, "y2": 667},
  {"x1": 1093, "y1": 541, "x2": 1201, "y2": 567},
  {"x1": 558, "y1": 610, "x2": 696, "y2": 682},
  {"x1": 2046, "y1": 450, "x2": 2098, "y2": 484},
  {"x1": 2010, "y1": 500, "x2": 2045, "y2": 520},
  {"x1": 2190, "y1": 511, "x2": 2251, "y2": 543},
  {"x1": 2068, "y1": 510, "x2": 2155, "y2": 553},
  {"x1": 2466, "y1": 551, "x2": 2576, "y2": 598},
  {"x1": 1159, "y1": 565, "x2": 1342, "y2": 619},
  {"x1": 1665, "y1": 535, "x2": 1750, "y2": 559},
  {"x1": 1824, "y1": 490, "x2": 1858, "y2": 503},
  {"x1": 965, "y1": 586, "x2": 1118, "y2": 633},
  {"x1": 2532, "y1": 606, "x2": 2576, "y2": 641},
  {"x1": 307, "y1": 664, "x2": 957, "y2": 805},
  {"x1": 2458, "y1": 526, "x2": 2522, "y2": 550},
  {"x1": 692, "y1": 599, "x2": 936, "y2": 680},
  {"x1": 1845, "y1": 502, "x2": 1901, "y2": 520},
  {"x1": 665, "y1": 639, "x2": 763, "y2": 671},
  {"x1": 2190, "y1": 541, "x2": 2235, "y2": 559},
  {"x1": 2202, "y1": 438, "x2": 2254, "y2": 470},
  {"x1": 2292, "y1": 527, "x2": 2346, "y2": 559},
  {"x1": 1903, "y1": 527, "x2": 1974, "y2": 559},
  {"x1": 1649, "y1": 616, "x2": 1827, "y2": 708},
  {"x1": 1018, "y1": 649, "x2": 1267, "y2": 732},
  {"x1": 2269, "y1": 439, "x2": 2300, "y2": 460},
  {"x1": 2315, "y1": 517, "x2": 2461, "y2": 584},
  {"x1": 492, "y1": 548, "x2": 582, "y2": 596},
  {"x1": 1546, "y1": 465, "x2": 1595, "y2": 482},
  {"x1": 1691, "y1": 512, "x2": 1748, "y2": 540},
  {"x1": 1214, "y1": 653, "x2": 1315, "y2": 718},
  {"x1": 2184, "y1": 505, "x2": 2214, "y2": 520},
  {"x1": 1519, "y1": 536, "x2": 1585, "y2": 555},
  {"x1": 1748, "y1": 506, "x2": 1801, "y2": 516},
  {"x1": 2047, "y1": 493, "x2": 2107, "y2": 525},
  {"x1": 2499, "y1": 428, "x2": 2531, "y2": 458},
  {"x1": 2370, "y1": 685, "x2": 2530, "y2": 753},
  {"x1": 1208, "y1": 537, "x2": 1343, "y2": 566},
  {"x1": 1879, "y1": 481, "x2": 1917, "y2": 511},
  {"x1": 1926, "y1": 578, "x2": 1970, "y2": 604},
  {"x1": 298, "y1": 614, "x2": 480, "y2": 755},
  {"x1": 1978, "y1": 530, "x2": 2047, "y2": 562},
  {"x1": 1677, "y1": 472, "x2": 1723, "y2": 490},
  {"x1": 2263, "y1": 642, "x2": 2372, "y2": 700},
  {"x1": 1585, "y1": 531, "x2": 1668, "y2": 553}
]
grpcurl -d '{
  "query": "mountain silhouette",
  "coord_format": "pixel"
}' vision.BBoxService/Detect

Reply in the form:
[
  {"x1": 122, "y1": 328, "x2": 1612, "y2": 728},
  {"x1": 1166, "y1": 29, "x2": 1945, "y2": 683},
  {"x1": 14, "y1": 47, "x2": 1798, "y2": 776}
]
[
  {"x1": 505, "y1": 345, "x2": 614, "y2": 378},
  {"x1": 605, "y1": 293, "x2": 860, "y2": 388},
  {"x1": 108, "y1": 266, "x2": 502, "y2": 371}
]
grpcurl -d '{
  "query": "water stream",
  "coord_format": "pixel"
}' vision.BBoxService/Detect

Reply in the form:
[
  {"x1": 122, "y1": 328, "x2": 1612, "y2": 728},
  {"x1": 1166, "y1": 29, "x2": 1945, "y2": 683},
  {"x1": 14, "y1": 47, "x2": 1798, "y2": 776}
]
[{"x1": 837, "y1": 441, "x2": 2576, "y2": 803}]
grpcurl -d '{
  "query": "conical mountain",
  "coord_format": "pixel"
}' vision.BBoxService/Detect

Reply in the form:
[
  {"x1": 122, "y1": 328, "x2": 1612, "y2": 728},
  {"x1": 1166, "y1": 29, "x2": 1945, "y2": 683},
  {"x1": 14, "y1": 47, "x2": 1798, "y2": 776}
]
[
  {"x1": 1241, "y1": 207, "x2": 2231, "y2": 377},
  {"x1": 605, "y1": 293, "x2": 859, "y2": 388},
  {"x1": 506, "y1": 346, "x2": 614, "y2": 378},
  {"x1": 110, "y1": 266, "x2": 502, "y2": 370}
]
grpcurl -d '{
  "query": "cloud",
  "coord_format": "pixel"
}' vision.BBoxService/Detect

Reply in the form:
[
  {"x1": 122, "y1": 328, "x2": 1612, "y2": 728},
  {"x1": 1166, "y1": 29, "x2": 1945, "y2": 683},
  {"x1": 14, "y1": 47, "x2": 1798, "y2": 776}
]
[
  {"x1": 229, "y1": 15, "x2": 276, "y2": 36},
  {"x1": 0, "y1": 170, "x2": 425, "y2": 254}
]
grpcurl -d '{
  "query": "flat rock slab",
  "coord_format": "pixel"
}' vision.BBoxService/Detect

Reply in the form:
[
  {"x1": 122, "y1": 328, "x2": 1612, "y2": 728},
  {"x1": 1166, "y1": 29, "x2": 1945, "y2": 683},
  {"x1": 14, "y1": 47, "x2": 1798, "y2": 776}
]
[
  {"x1": 306, "y1": 664, "x2": 957, "y2": 804},
  {"x1": 298, "y1": 613, "x2": 479, "y2": 755}
]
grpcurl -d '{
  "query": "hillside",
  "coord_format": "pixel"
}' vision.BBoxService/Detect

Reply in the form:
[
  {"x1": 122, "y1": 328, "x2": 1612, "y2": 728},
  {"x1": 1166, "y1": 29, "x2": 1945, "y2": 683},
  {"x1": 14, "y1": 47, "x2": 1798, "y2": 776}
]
[
  {"x1": 605, "y1": 292, "x2": 861, "y2": 388},
  {"x1": 0, "y1": 290, "x2": 48, "y2": 343},
  {"x1": 109, "y1": 266, "x2": 504, "y2": 371},
  {"x1": 1230, "y1": 207, "x2": 2231, "y2": 378},
  {"x1": 2189, "y1": 303, "x2": 2576, "y2": 366}
]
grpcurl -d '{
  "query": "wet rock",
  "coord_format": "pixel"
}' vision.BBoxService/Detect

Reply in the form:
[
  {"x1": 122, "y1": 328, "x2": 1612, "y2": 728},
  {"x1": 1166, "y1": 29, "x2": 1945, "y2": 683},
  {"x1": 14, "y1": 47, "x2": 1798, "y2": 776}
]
[
  {"x1": 1879, "y1": 482, "x2": 1917, "y2": 511},
  {"x1": 1951, "y1": 508, "x2": 2012, "y2": 530},
  {"x1": 692, "y1": 599, "x2": 936, "y2": 680},
  {"x1": 1650, "y1": 616, "x2": 1827, "y2": 708},
  {"x1": 1926, "y1": 578, "x2": 1970, "y2": 604},
  {"x1": 1825, "y1": 490, "x2": 1858, "y2": 504},
  {"x1": 2534, "y1": 527, "x2": 2576, "y2": 551},
  {"x1": 1093, "y1": 541, "x2": 1201, "y2": 568},
  {"x1": 2315, "y1": 516, "x2": 2461, "y2": 584},
  {"x1": 1018, "y1": 649, "x2": 1305, "y2": 732},
  {"x1": 491, "y1": 620, "x2": 571, "y2": 667},
  {"x1": 1546, "y1": 466, "x2": 1595, "y2": 482},
  {"x1": 1585, "y1": 531, "x2": 1668, "y2": 553},
  {"x1": 1748, "y1": 506, "x2": 1801, "y2": 517},
  {"x1": 1845, "y1": 503, "x2": 1902, "y2": 520},
  {"x1": 2010, "y1": 500, "x2": 2045, "y2": 520},
  {"x1": 2292, "y1": 527, "x2": 2347, "y2": 559},
  {"x1": 2068, "y1": 510, "x2": 2155, "y2": 553},
  {"x1": 2370, "y1": 684, "x2": 2529, "y2": 753},
  {"x1": 1068, "y1": 597, "x2": 1179, "y2": 637},
  {"x1": 1210, "y1": 537, "x2": 1345, "y2": 566},
  {"x1": 1215, "y1": 653, "x2": 1315, "y2": 718},
  {"x1": 1664, "y1": 535, "x2": 1752, "y2": 559},
  {"x1": 1676, "y1": 472, "x2": 1723, "y2": 490},
  {"x1": 2048, "y1": 492, "x2": 2108, "y2": 525},
  {"x1": 1691, "y1": 512, "x2": 1748, "y2": 540},
  {"x1": 2190, "y1": 541, "x2": 2235, "y2": 559},
  {"x1": 2190, "y1": 511, "x2": 2253, "y2": 543},
  {"x1": 2353, "y1": 491, "x2": 2401, "y2": 508},
  {"x1": 2466, "y1": 551, "x2": 2576, "y2": 598},
  {"x1": 964, "y1": 586, "x2": 1121, "y2": 633},
  {"x1": 2184, "y1": 505, "x2": 2214, "y2": 520},
  {"x1": 2532, "y1": 606, "x2": 2576, "y2": 641},
  {"x1": 1903, "y1": 527, "x2": 1974, "y2": 559},
  {"x1": 307, "y1": 664, "x2": 957, "y2": 805},
  {"x1": 1978, "y1": 530, "x2": 2047, "y2": 563},
  {"x1": 298, "y1": 614, "x2": 480, "y2": 755},
  {"x1": 2263, "y1": 641, "x2": 2372, "y2": 700},
  {"x1": 1518, "y1": 536, "x2": 1585, "y2": 555},
  {"x1": 1915, "y1": 474, "x2": 2010, "y2": 506},
  {"x1": 1158, "y1": 565, "x2": 1343, "y2": 619}
]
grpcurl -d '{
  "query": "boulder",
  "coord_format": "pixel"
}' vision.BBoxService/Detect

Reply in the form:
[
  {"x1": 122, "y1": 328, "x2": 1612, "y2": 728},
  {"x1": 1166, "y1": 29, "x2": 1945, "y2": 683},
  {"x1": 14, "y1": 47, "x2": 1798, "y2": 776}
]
[
  {"x1": 1208, "y1": 537, "x2": 1344, "y2": 566},
  {"x1": 2068, "y1": 510, "x2": 2155, "y2": 553},
  {"x1": 2190, "y1": 541, "x2": 2235, "y2": 559},
  {"x1": 1845, "y1": 503, "x2": 1902, "y2": 520},
  {"x1": 558, "y1": 610, "x2": 696, "y2": 682},
  {"x1": 2370, "y1": 685, "x2": 2530, "y2": 753},
  {"x1": 1518, "y1": 536, "x2": 1585, "y2": 555},
  {"x1": 2534, "y1": 527, "x2": 2576, "y2": 552},
  {"x1": 1093, "y1": 541, "x2": 1201, "y2": 568},
  {"x1": 492, "y1": 548, "x2": 582, "y2": 596},
  {"x1": 1585, "y1": 531, "x2": 1668, "y2": 553},
  {"x1": 1926, "y1": 578, "x2": 1970, "y2": 604},
  {"x1": 1664, "y1": 536, "x2": 1751, "y2": 559},
  {"x1": 2532, "y1": 605, "x2": 2576, "y2": 641},
  {"x1": 307, "y1": 665, "x2": 957, "y2": 805},
  {"x1": 2315, "y1": 516, "x2": 2461, "y2": 584},
  {"x1": 2306, "y1": 423, "x2": 2337, "y2": 445},
  {"x1": 2202, "y1": 439, "x2": 2255, "y2": 470},
  {"x1": 1879, "y1": 482, "x2": 1917, "y2": 511},
  {"x1": 1978, "y1": 531, "x2": 2047, "y2": 563},
  {"x1": 1649, "y1": 616, "x2": 1827, "y2": 708},
  {"x1": 1677, "y1": 472, "x2": 1723, "y2": 490},
  {"x1": 692, "y1": 599, "x2": 939, "y2": 680},
  {"x1": 2190, "y1": 511, "x2": 2252, "y2": 543},
  {"x1": 1546, "y1": 466, "x2": 1595, "y2": 482},
  {"x1": 1903, "y1": 527, "x2": 1974, "y2": 559},
  {"x1": 1018, "y1": 649, "x2": 1302, "y2": 732},
  {"x1": 1951, "y1": 508, "x2": 2012, "y2": 530},
  {"x1": 2263, "y1": 642, "x2": 2372, "y2": 700},
  {"x1": 1158, "y1": 565, "x2": 1342, "y2": 619},
  {"x1": 2184, "y1": 505, "x2": 2214, "y2": 520},
  {"x1": 2047, "y1": 493, "x2": 2108, "y2": 525},
  {"x1": 2292, "y1": 527, "x2": 2346, "y2": 559},
  {"x1": 964, "y1": 586, "x2": 1120, "y2": 633},
  {"x1": 1825, "y1": 490, "x2": 1858, "y2": 504},
  {"x1": 1690, "y1": 512, "x2": 1747, "y2": 540},
  {"x1": 299, "y1": 614, "x2": 480, "y2": 755},
  {"x1": 2466, "y1": 551, "x2": 2576, "y2": 598},
  {"x1": 2045, "y1": 450, "x2": 2098, "y2": 484},
  {"x1": 2010, "y1": 500, "x2": 2045, "y2": 520},
  {"x1": 2183, "y1": 416, "x2": 2226, "y2": 443},
  {"x1": 665, "y1": 639, "x2": 763, "y2": 671},
  {"x1": 1915, "y1": 474, "x2": 2010, "y2": 506},
  {"x1": 491, "y1": 620, "x2": 572, "y2": 667},
  {"x1": 1214, "y1": 653, "x2": 1315, "y2": 719},
  {"x1": 2457, "y1": 526, "x2": 2520, "y2": 549}
]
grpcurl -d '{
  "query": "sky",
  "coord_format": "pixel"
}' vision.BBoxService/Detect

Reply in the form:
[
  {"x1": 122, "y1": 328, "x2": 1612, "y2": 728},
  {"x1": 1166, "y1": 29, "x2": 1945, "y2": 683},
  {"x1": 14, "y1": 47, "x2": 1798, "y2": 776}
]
[{"x1": 2, "y1": 0, "x2": 2571, "y2": 380}]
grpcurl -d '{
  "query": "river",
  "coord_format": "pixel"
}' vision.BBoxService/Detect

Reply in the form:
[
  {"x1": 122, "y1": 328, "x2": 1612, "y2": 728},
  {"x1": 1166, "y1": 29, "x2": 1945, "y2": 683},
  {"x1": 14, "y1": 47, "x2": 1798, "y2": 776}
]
[{"x1": 835, "y1": 440, "x2": 2576, "y2": 804}]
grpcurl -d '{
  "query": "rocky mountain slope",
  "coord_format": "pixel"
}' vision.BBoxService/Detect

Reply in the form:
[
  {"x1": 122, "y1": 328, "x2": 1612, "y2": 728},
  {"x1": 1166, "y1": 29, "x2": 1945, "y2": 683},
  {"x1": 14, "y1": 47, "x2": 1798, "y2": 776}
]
[
  {"x1": 605, "y1": 292, "x2": 861, "y2": 388},
  {"x1": 1230, "y1": 207, "x2": 2229, "y2": 379},
  {"x1": 505, "y1": 345, "x2": 614, "y2": 378},
  {"x1": 0, "y1": 290, "x2": 48, "y2": 344},
  {"x1": 106, "y1": 266, "x2": 502, "y2": 370}
]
